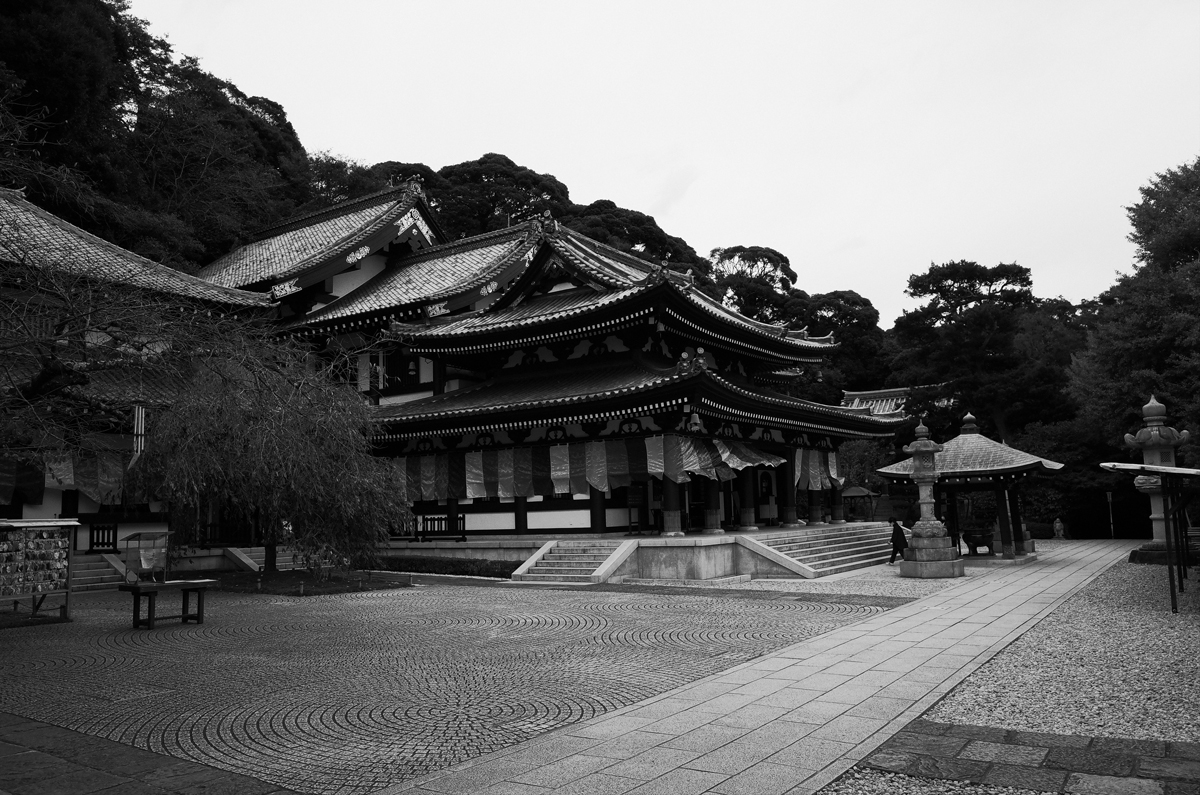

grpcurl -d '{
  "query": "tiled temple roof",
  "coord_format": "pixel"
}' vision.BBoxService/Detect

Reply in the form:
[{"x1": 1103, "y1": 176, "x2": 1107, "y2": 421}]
[
  {"x1": 0, "y1": 188, "x2": 269, "y2": 308},
  {"x1": 198, "y1": 184, "x2": 436, "y2": 289},
  {"x1": 283, "y1": 224, "x2": 537, "y2": 330},
  {"x1": 374, "y1": 357, "x2": 905, "y2": 439},
  {"x1": 877, "y1": 415, "x2": 1064, "y2": 480}
]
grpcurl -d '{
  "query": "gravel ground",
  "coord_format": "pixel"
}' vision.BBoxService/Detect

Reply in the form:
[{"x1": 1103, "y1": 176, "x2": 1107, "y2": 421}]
[
  {"x1": 927, "y1": 555, "x2": 1200, "y2": 741},
  {"x1": 702, "y1": 561, "x2": 989, "y2": 599},
  {"x1": 821, "y1": 767, "x2": 1042, "y2": 795}
]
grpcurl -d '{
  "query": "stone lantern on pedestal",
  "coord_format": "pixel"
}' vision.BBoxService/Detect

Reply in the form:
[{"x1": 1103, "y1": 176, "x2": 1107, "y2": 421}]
[
  {"x1": 899, "y1": 421, "x2": 966, "y2": 579},
  {"x1": 1124, "y1": 395, "x2": 1189, "y2": 563}
]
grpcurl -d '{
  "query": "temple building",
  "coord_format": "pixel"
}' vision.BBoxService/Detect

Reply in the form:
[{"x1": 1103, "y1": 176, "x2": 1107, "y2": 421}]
[{"x1": 204, "y1": 182, "x2": 908, "y2": 537}]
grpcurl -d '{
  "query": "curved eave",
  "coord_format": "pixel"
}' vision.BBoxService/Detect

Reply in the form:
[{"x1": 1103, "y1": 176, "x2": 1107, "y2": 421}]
[
  {"x1": 877, "y1": 460, "x2": 1065, "y2": 481},
  {"x1": 373, "y1": 367, "x2": 905, "y2": 442}
]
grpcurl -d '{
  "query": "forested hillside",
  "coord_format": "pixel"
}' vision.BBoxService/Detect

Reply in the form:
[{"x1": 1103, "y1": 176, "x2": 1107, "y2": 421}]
[{"x1": 3, "y1": 0, "x2": 1198, "y2": 537}]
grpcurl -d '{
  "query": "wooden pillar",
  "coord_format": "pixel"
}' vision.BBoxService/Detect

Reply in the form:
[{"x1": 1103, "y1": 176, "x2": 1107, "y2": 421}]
[
  {"x1": 807, "y1": 488, "x2": 823, "y2": 524},
  {"x1": 589, "y1": 485, "x2": 607, "y2": 534},
  {"x1": 946, "y1": 490, "x2": 961, "y2": 553},
  {"x1": 514, "y1": 496, "x2": 528, "y2": 535},
  {"x1": 1008, "y1": 486, "x2": 1027, "y2": 555},
  {"x1": 703, "y1": 477, "x2": 723, "y2": 534},
  {"x1": 738, "y1": 467, "x2": 757, "y2": 530},
  {"x1": 661, "y1": 478, "x2": 684, "y2": 536},
  {"x1": 757, "y1": 470, "x2": 777, "y2": 527},
  {"x1": 995, "y1": 485, "x2": 1015, "y2": 559},
  {"x1": 446, "y1": 498, "x2": 460, "y2": 537},
  {"x1": 779, "y1": 455, "x2": 800, "y2": 527},
  {"x1": 829, "y1": 487, "x2": 845, "y2": 524}
]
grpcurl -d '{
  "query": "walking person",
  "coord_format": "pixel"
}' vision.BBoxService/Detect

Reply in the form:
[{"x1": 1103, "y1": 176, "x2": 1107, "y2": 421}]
[{"x1": 889, "y1": 517, "x2": 908, "y2": 564}]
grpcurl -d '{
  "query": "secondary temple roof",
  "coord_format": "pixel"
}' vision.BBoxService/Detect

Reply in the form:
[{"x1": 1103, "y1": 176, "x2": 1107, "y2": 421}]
[
  {"x1": 198, "y1": 184, "x2": 444, "y2": 290},
  {"x1": 0, "y1": 188, "x2": 269, "y2": 308},
  {"x1": 877, "y1": 413, "x2": 1064, "y2": 481}
]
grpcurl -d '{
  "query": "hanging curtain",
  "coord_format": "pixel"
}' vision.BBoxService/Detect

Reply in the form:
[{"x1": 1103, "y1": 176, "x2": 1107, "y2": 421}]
[{"x1": 550, "y1": 445, "x2": 571, "y2": 494}]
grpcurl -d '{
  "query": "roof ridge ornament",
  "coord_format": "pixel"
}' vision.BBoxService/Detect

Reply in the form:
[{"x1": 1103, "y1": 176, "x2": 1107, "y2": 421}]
[{"x1": 961, "y1": 412, "x2": 979, "y2": 433}]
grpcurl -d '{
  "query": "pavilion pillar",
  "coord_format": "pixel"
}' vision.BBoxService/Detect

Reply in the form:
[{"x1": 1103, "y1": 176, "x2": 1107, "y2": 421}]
[
  {"x1": 702, "y1": 477, "x2": 723, "y2": 534},
  {"x1": 780, "y1": 454, "x2": 802, "y2": 528},
  {"x1": 446, "y1": 497, "x2": 460, "y2": 537},
  {"x1": 757, "y1": 470, "x2": 777, "y2": 527},
  {"x1": 589, "y1": 486, "x2": 607, "y2": 534},
  {"x1": 807, "y1": 489, "x2": 824, "y2": 524},
  {"x1": 514, "y1": 496, "x2": 528, "y2": 535},
  {"x1": 829, "y1": 487, "x2": 845, "y2": 524},
  {"x1": 995, "y1": 485, "x2": 1015, "y2": 559},
  {"x1": 1008, "y1": 486, "x2": 1028, "y2": 555},
  {"x1": 946, "y1": 490, "x2": 962, "y2": 554},
  {"x1": 661, "y1": 478, "x2": 684, "y2": 536},
  {"x1": 737, "y1": 467, "x2": 757, "y2": 530}
]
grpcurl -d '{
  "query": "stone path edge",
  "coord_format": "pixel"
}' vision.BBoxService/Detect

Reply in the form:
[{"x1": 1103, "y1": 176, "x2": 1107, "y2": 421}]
[{"x1": 374, "y1": 544, "x2": 1133, "y2": 795}]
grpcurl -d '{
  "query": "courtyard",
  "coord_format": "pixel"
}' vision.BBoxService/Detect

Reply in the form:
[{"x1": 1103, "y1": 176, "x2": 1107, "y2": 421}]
[{"x1": 2, "y1": 540, "x2": 1198, "y2": 795}]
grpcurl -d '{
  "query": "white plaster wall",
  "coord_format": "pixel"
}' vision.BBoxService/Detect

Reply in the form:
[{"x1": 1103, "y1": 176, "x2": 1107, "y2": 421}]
[
  {"x1": 527, "y1": 509, "x2": 590, "y2": 529},
  {"x1": 329, "y1": 255, "x2": 385, "y2": 298}
]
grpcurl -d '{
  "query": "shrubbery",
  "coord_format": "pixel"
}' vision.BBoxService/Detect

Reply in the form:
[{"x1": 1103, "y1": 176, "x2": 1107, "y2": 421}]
[{"x1": 378, "y1": 555, "x2": 519, "y2": 579}]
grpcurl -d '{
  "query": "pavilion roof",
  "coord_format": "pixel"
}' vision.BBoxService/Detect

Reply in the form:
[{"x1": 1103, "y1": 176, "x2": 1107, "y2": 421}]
[
  {"x1": 198, "y1": 183, "x2": 443, "y2": 289},
  {"x1": 0, "y1": 188, "x2": 270, "y2": 308},
  {"x1": 373, "y1": 355, "x2": 905, "y2": 441},
  {"x1": 877, "y1": 414, "x2": 1064, "y2": 480}
]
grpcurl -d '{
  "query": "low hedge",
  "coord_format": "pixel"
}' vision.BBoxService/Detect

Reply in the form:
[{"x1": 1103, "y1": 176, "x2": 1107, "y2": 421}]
[{"x1": 378, "y1": 555, "x2": 520, "y2": 579}]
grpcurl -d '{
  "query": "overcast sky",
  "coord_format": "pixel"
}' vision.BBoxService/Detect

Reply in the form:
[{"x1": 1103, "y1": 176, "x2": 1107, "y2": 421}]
[{"x1": 129, "y1": 0, "x2": 1199, "y2": 327}]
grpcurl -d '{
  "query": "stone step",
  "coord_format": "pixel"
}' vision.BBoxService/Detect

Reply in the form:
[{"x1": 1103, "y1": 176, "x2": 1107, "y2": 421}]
[
  {"x1": 794, "y1": 544, "x2": 892, "y2": 566},
  {"x1": 541, "y1": 554, "x2": 611, "y2": 563},
  {"x1": 528, "y1": 565, "x2": 597, "y2": 574},
  {"x1": 511, "y1": 572, "x2": 594, "y2": 583},
  {"x1": 810, "y1": 550, "x2": 893, "y2": 570},
  {"x1": 767, "y1": 535, "x2": 891, "y2": 554},
  {"x1": 768, "y1": 533, "x2": 892, "y2": 552}
]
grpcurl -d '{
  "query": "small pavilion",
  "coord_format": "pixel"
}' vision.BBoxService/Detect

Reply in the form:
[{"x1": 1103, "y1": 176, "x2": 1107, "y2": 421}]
[{"x1": 877, "y1": 413, "x2": 1064, "y2": 559}]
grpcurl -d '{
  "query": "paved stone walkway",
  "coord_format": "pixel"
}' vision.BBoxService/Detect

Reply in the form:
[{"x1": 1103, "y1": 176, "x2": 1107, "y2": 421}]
[
  {"x1": 864, "y1": 717, "x2": 1200, "y2": 794},
  {"x1": 0, "y1": 577, "x2": 892, "y2": 794},
  {"x1": 382, "y1": 540, "x2": 1139, "y2": 795},
  {"x1": 0, "y1": 711, "x2": 301, "y2": 794}
]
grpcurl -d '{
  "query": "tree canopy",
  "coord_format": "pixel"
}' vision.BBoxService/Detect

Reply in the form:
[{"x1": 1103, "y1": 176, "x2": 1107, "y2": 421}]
[{"x1": 1126, "y1": 156, "x2": 1200, "y2": 272}]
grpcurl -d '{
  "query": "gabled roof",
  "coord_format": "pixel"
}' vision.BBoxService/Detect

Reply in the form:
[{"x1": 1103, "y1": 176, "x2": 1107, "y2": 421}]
[
  {"x1": 373, "y1": 355, "x2": 905, "y2": 440},
  {"x1": 198, "y1": 183, "x2": 443, "y2": 289},
  {"x1": 0, "y1": 188, "x2": 269, "y2": 308},
  {"x1": 283, "y1": 224, "x2": 537, "y2": 330},
  {"x1": 877, "y1": 414, "x2": 1063, "y2": 480}
]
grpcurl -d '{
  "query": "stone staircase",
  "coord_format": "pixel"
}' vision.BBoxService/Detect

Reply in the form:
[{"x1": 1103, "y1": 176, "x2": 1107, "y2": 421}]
[
  {"x1": 758, "y1": 523, "x2": 893, "y2": 576},
  {"x1": 238, "y1": 546, "x2": 300, "y2": 572},
  {"x1": 511, "y1": 539, "x2": 624, "y2": 583},
  {"x1": 70, "y1": 553, "x2": 123, "y2": 592}
]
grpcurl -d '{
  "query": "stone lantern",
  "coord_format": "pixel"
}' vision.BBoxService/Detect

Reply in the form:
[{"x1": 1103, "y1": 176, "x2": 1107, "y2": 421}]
[
  {"x1": 1124, "y1": 395, "x2": 1189, "y2": 561},
  {"x1": 899, "y1": 421, "x2": 965, "y2": 579}
]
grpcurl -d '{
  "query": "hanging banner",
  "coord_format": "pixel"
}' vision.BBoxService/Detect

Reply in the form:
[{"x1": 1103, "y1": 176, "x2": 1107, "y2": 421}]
[
  {"x1": 497, "y1": 449, "x2": 515, "y2": 499},
  {"x1": 513, "y1": 447, "x2": 533, "y2": 497},
  {"x1": 550, "y1": 445, "x2": 571, "y2": 494},
  {"x1": 585, "y1": 441, "x2": 608, "y2": 492},
  {"x1": 396, "y1": 435, "x2": 788, "y2": 503}
]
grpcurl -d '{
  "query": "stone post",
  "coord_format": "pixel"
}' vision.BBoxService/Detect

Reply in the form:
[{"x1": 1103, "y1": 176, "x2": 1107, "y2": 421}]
[
  {"x1": 899, "y1": 421, "x2": 965, "y2": 579},
  {"x1": 1125, "y1": 395, "x2": 1189, "y2": 562}
]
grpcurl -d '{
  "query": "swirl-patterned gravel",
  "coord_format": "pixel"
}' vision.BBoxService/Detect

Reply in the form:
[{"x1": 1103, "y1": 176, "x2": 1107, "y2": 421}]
[{"x1": 0, "y1": 582, "x2": 892, "y2": 795}]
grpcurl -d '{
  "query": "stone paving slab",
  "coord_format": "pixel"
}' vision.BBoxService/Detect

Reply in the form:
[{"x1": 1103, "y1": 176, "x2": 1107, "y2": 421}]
[
  {"x1": 0, "y1": 713, "x2": 301, "y2": 794},
  {"x1": 865, "y1": 718, "x2": 1200, "y2": 792},
  {"x1": 380, "y1": 541, "x2": 1138, "y2": 795}
]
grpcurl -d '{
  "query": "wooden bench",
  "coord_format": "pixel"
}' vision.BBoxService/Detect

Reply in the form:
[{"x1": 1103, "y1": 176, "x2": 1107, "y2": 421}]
[{"x1": 118, "y1": 579, "x2": 217, "y2": 629}]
